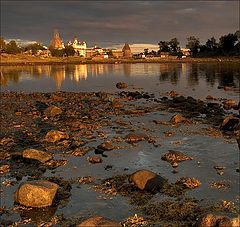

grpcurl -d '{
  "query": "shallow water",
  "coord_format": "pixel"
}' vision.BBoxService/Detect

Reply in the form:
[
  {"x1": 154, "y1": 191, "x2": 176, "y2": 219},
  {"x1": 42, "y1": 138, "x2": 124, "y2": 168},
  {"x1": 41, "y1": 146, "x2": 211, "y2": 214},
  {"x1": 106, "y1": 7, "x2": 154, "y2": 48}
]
[
  {"x1": 0, "y1": 63, "x2": 239, "y2": 225},
  {"x1": 1, "y1": 63, "x2": 239, "y2": 101}
]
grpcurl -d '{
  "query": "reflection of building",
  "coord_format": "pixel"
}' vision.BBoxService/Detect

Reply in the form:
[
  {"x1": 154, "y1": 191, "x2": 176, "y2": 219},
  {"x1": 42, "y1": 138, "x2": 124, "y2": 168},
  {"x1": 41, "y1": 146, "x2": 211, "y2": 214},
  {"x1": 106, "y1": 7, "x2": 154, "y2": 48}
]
[
  {"x1": 123, "y1": 64, "x2": 131, "y2": 77},
  {"x1": 68, "y1": 37, "x2": 87, "y2": 57},
  {"x1": 50, "y1": 30, "x2": 65, "y2": 49},
  {"x1": 70, "y1": 65, "x2": 88, "y2": 82},
  {"x1": 50, "y1": 66, "x2": 66, "y2": 90}
]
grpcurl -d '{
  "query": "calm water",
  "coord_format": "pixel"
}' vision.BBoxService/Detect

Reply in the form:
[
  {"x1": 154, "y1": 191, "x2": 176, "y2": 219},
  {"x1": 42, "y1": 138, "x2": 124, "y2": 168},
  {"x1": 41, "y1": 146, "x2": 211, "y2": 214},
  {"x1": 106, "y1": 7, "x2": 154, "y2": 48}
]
[{"x1": 1, "y1": 63, "x2": 239, "y2": 101}]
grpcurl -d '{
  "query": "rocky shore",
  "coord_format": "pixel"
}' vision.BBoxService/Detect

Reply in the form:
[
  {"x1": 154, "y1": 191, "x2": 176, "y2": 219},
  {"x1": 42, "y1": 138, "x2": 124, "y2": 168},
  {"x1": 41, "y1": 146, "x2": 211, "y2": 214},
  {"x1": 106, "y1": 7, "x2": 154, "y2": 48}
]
[{"x1": 0, "y1": 86, "x2": 239, "y2": 226}]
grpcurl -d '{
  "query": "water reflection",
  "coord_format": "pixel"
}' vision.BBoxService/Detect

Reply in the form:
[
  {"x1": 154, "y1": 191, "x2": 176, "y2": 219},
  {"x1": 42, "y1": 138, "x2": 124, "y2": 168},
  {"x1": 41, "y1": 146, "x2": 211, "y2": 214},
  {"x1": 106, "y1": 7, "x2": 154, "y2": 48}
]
[{"x1": 0, "y1": 63, "x2": 239, "y2": 95}]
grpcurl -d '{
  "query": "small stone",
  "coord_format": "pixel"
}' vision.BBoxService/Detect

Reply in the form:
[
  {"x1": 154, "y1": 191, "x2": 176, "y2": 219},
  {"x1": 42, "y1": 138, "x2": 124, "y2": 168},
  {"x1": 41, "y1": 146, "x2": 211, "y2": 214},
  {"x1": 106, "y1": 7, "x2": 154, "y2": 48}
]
[
  {"x1": 169, "y1": 90, "x2": 179, "y2": 97},
  {"x1": 170, "y1": 114, "x2": 187, "y2": 124},
  {"x1": 220, "y1": 115, "x2": 240, "y2": 131},
  {"x1": 161, "y1": 150, "x2": 193, "y2": 166},
  {"x1": 116, "y1": 82, "x2": 128, "y2": 89},
  {"x1": 14, "y1": 180, "x2": 59, "y2": 207},
  {"x1": 87, "y1": 156, "x2": 102, "y2": 164},
  {"x1": 124, "y1": 133, "x2": 146, "y2": 143},
  {"x1": 0, "y1": 164, "x2": 10, "y2": 174},
  {"x1": 78, "y1": 216, "x2": 121, "y2": 227},
  {"x1": 44, "y1": 106, "x2": 62, "y2": 118},
  {"x1": 175, "y1": 177, "x2": 201, "y2": 189},
  {"x1": 206, "y1": 95, "x2": 215, "y2": 100},
  {"x1": 97, "y1": 141, "x2": 115, "y2": 151},
  {"x1": 78, "y1": 176, "x2": 94, "y2": 184},
  {"x1": 23, "y1": 148, "x2": 53, "y2": 163},
  {"x1": 128, "y1": 169, "x2": 167, "y2": 191},
  {"x1": 214, "y1": 166, "x2": 225, "y2": 176},
  {"x1": 44, "y1": 130, "x2": 69, "y2": 143}
]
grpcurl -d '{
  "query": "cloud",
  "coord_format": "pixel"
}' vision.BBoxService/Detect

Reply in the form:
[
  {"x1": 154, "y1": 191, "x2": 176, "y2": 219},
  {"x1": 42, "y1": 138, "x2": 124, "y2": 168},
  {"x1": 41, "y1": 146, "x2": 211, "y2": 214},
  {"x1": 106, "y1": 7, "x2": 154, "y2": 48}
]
[{"x1": 1, "y1": 1, "x2": 239, "y2": 47}]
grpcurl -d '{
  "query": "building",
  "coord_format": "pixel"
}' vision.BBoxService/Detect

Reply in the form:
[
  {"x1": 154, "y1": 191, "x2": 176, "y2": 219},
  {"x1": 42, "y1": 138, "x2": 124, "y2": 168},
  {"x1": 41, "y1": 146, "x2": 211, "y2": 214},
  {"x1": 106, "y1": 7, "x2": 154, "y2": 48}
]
[
  {"x1": 50, "y1": 30, "x2": 65, "y2": 49},
  {"x1": 122, "y1": 43, "x2": 132, "y2": 58},
  {"x1": 67, "y1": 36, "x2": 87, "y2": 57}
]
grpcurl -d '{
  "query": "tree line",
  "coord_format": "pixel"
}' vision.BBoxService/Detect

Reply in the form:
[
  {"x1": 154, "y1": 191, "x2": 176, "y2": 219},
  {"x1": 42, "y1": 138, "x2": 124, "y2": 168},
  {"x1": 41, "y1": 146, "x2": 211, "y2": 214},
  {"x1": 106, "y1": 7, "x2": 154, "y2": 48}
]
[
  {"x1": 144, "y1": 30, "x2": 239, "y2": 57},
  {"x1": 1, "y1": 30, "x2": 239, "y2": 57}
]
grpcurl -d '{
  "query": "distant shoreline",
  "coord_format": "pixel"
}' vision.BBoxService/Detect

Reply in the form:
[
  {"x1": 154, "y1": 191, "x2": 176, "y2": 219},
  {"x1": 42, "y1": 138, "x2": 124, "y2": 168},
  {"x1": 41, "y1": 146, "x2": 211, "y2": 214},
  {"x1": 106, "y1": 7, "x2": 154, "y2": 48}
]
[{"x1": 1, "y1": 54, "x2": 240, "y2": 66}]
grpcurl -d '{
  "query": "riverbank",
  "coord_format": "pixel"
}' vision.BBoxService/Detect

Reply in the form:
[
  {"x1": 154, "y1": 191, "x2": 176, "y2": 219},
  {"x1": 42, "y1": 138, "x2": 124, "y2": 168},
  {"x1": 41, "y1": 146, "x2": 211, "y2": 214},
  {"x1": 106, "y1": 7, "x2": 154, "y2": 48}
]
[{"x1": 1, "y1": 53, "x2": 240, "y2": 66}]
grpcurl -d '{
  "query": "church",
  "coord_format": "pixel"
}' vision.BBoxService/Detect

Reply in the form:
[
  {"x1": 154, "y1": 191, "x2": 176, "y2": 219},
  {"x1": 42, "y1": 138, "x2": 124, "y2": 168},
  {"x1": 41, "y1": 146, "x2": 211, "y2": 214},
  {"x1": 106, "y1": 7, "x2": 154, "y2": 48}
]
[
  {"x1": 67, "y1": 36, "x2": 87, "y2": 57},
  {"x1": 50, "y1": 30, "x2": 65, "y2": 49}
]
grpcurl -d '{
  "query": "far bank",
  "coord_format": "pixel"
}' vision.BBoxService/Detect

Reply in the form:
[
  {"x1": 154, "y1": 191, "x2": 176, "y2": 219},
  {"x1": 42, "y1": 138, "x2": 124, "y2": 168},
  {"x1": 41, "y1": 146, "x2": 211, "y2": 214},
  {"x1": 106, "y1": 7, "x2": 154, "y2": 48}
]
[{"x1": 1, "y1": 54, "x2": 240, "y2": 66}]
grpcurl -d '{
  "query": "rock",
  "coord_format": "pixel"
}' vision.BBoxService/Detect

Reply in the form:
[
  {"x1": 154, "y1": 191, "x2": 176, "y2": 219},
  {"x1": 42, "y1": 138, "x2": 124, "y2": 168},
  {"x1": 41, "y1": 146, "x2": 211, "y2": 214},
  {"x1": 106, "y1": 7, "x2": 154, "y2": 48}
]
[
  {"x1": 78, "y1": 215, "x2": 121, "y2": 227},
  {"x1": 14, "y1": 180, "x2": 59, "y2": 207},
  {"x1": 97, "y1": 141, "x2": 115, "y2": 151},
  {"x1": 214, "y1": 166, "x2": 225, "y2": 176},
  {"x1": 223, "y1": 99, "x2": 236, "y2": 109},
  {"x1": 169, "y1": 90, "x2": 179, "y2": 97},
  {"x1": 197, "y1": 214, "x2": 240, "y2": 227},
  {"x1": 161, "y1": 150, "x2": 193, "y2": 166},
  {"x1": 124, "y1": 133, "x2": 146, "y2": 143},
  {"x1": 0, "y1": 164, "x2": 10, "y2": 174},
  {"x1": 206, "y1": 95, "x2": 215, "y2": 100},
  {"x1": 44, "y1": 130, "x2": 69, "y2": 143},
  {"x1": 220, "y1": 116, "x2": 240, "y2": 131},
  {"x1": 87, "y1": 156, "x2": 102, "y2": 164},
  {"x1": 170, "y1": 114, "x2": 187, "y2": 124},
  {"x1": 116, "y1": 82, "x2": 128, "y2": 89},
  {"x1": 128, "y1": 169, "x2": 167, "y2": 191},
  {"x1": 112, "y1": 100, "x2": 123, "y2": 109},
  {"x1": 197, "y1": 214, "x2": 219, "y2": 227},
  {"x1": 22, "y1": 148, "x2": 53, "y2": 163},
  {"x1": 175, "y1": 177, "x2": 201, "y2": 189},
  {"x1": 44, "y1": 105, "x2": 62, "y2": 118}
]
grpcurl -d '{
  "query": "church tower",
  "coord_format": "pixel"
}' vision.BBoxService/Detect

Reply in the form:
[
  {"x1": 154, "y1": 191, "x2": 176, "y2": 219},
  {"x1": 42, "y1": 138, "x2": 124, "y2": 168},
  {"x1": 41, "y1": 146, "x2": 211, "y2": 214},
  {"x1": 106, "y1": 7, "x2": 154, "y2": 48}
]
[{"x1": 50, "y1": 30, "x2": 65, "y2": 49}]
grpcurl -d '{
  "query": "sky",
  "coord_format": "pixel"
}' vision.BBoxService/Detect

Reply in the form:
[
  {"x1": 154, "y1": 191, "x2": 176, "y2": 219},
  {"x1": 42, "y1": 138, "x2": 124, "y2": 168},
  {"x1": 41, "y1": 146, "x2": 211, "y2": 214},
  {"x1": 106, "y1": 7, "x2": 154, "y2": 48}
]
[{"x1": 1, "y1": 1, "x2": 239, "y2": 52}]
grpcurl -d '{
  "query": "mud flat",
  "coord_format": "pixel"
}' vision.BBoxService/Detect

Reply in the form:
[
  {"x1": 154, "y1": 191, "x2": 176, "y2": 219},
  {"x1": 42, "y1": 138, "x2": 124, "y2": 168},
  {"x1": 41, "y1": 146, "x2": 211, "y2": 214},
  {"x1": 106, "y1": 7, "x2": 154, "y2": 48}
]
[{"x1": 0, "y1": 88, "x2": 239, "y2": 226}]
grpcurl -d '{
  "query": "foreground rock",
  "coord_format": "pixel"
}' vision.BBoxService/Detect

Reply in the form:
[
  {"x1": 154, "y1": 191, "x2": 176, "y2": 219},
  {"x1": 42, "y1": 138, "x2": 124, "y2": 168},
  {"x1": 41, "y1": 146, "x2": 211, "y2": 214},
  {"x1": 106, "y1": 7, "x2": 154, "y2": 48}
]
[
  {"x1": 87, "y1": 156, "x2": 102, "y2": 164},
  {"x1": 78, "y1": 215, "x2": 121, "y2": 227},
  {"x1": 161, "y1": 150, "x2": 193, "y2": 167},
  {"x1": 220, "y1": 115, "x2": 240, "y2": 131},
  {"x1": 44, "y1": 105, "x2": 62, "y2": 118},
  {"x1": 14, "y1": 180, "x2": 59, "y2": 207},
  {"x1": 44, "y1": 130, "x2": 69, "y2": 143},
  {"x1": 97, "y1": 141, "x2": 115, "y2": 151},
  {"x1": 197, "y1": 213, "x2": 240, "y2": 227},
  {"x1": 23, "y1": 148, "x2": 53, "y2": 163},
  {"x1": 116, "y1": 82, "x2": 128, "y2": 89},
  {"x1": 128, "y1": 169, "x2": 167, "y2": 192}
]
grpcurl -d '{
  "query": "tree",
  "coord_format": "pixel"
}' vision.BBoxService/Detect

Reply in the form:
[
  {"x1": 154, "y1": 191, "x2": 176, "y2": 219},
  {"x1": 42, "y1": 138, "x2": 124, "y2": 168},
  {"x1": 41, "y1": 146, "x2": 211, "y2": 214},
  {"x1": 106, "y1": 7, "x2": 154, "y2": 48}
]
[
  {"x1": 169, "y1": 38, "x2": 181, "y2": 56},
  {"x1": 186, "y1": 36, "x2": 200, "y2": 57},
  {"x1": 25, "y1": 43, "x2": 45, "y2": 55},
  {"x1": 219, "y1": 33, "x2": 238, "y2": 54},
  {"x1": 205, "y1": 37, "x2": 218, "y2": 51},
  {"x1": 64, "y1": 45, "x2": 75, "y2": 56},
  {"x1": 158, "y1": 41, "x2": 170, "y2": 52},
  {"x1": 49, "y1": 47, "x2": 65, "y2": 57},
  {"x1": 5, "y1": 40, "x2": 22, "y2": 54},
  {"x1": 144, "y1": 48, "x2": 149, "y2": 56}
]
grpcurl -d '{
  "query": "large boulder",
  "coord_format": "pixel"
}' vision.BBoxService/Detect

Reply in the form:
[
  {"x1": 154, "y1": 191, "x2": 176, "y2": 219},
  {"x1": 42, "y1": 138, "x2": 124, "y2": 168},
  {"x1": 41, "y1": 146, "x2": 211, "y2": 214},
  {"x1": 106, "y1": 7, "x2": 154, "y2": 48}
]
[
  {"x1": 14, "y1": 180, "x2": 59, "y2": 207},
  {"x1": 44, "y1": 106, "x2": 62, "y2": 118},
  {"x1": 44, "y1": 130, "x2": 69, "y2": 143},
  {"x1": 22, "y1": 148, "x2": 53, "y2": 163},
  {"x1": 128, "y1": 169, "x2": 167, "y2": 192},
  {"x1": 78, "y1": 215, "x2": 121, "y2": 226}
]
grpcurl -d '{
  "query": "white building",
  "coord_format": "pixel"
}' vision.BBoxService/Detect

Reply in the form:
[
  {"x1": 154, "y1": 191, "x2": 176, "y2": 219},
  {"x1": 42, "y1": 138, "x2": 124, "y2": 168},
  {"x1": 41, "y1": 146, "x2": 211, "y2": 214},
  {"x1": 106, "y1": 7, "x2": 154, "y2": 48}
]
[{"x1": 68, "y1": 36, "x2": 87, "y2": 57}]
